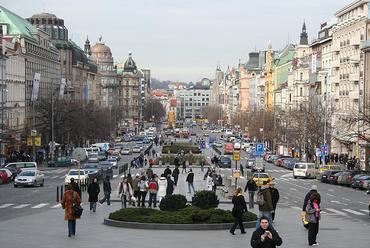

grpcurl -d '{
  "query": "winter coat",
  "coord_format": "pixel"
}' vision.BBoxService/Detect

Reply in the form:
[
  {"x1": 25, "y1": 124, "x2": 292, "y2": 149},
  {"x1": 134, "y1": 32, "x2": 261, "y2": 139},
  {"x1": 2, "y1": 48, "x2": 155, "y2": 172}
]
[
  {"x1": 206, "y1": 175, "x2": 213, "y2": 191},
  {"x1": 232, "y1": 194, "x2": 248, "y2": 216},
  {"x1": 132, "y1": 177, "x2": 140, "y2": 192},
  {"x1": 87, "y1": 182, "x2": 100, "y2": 203},
  {"x1": 302, "y1": 190, "x2": 321, "y2": 211},
  {"x1": 117, "y1": 182, "x2": 133, "y2": 201},
  {"x1": 166, "y1": 177, "x2": 175, "y2": 195},
  {"x1": 61, "y1": 189, "x2": 81, "y2": 221},
  {"x1": 258, "y1": 187, "x2": 274, "y2": 212},
  {"x1": 270, "y1": 188, "x2": 280, "y2": 210},
  {"x1": 164, "y1": 168, "x2": 172, "y2": 177},
  {"x1": 186, "y1": 172, "x2": 194, "y2": 183},
  {"x1": 245, "y1": 179, "x2": 257, "y2": 192},
  {"x1": 305, "y1": 200, "x2": 320, "y2": 223},
  {"x1": 172, "y1": 168, "x2": 179, "y2": 177},
  {"x1": 139, "y1": 180, "x2": 148, "y2": 192},
  {"x1": 103, "y1": 179, "x2": 112, "y2": 193},
  {"x1": 157, "y1": 177, "x2": 167, "y2": 198},
  {"x1": 251, "y1": 227, "x2": 283, "y2": 248}
]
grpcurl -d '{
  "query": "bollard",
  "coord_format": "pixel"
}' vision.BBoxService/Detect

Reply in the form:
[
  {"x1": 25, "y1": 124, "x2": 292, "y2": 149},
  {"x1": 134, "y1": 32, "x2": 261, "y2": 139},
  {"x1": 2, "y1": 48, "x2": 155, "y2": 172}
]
[
  {"x1": 57, "y1": 186, "x2": 59, "y2": 202},
  {"x1": 61, "y1": 185, "x2": 64, "y2": 197}
]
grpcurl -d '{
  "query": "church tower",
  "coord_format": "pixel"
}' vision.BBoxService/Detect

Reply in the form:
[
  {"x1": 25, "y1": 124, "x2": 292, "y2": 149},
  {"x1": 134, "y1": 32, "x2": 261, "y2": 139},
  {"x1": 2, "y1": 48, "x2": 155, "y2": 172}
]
[
  {"x1": 84, "y1": 36, "x2": 91, "y2": 55},
  {"x1": 300, "y1": 21, "x2": 308, "y2": 45}
]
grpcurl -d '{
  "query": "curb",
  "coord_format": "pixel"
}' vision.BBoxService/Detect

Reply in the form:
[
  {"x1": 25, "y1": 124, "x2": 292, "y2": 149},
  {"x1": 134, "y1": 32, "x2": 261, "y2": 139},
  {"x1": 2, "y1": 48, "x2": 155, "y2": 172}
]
[{"x1": 103, "y1": 218, "x2": 257, "y2": 230}]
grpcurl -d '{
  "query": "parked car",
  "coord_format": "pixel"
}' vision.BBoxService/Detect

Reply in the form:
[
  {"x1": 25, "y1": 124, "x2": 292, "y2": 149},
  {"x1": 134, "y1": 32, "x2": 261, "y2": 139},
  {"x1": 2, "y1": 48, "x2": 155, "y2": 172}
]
[
  {"x1": 48, "y1": 156, "x2": 77, "y2": 167},
  {"x1": 233, "y1": 141, "x2": 241, "y2": 150},
  {"x1": 98, "y1": 161, "x2": 114, "y2": 179},
  {"x1": 275, "y1": 156, "x2": 292, "y2": 167},
  {"x1": 320, "y1": 170, "x2": 341, "y2": 183},
  {"x1": 337, "y1": 170, "x2": 364, "y2": 186},
  {"x1": 81, "y1": 163, "x2": 102, "y2": 181},
  {"x1": 0, "y1": 169, "x2": 10, "y2": 184},
  {"x1": 0, "y1": 168, "x2": 14, "y2": 181},
  {"x1": 282, "y1": 158, "x2": 300, "y2": 170},
  {"x1": 14, "y1": 170, "x2": 44, "y2": 187},
  {"x1": 216, "y1": 155, "x2": 232, "y2": 168},
  {"x1": 351, "y1": 174, "x2": 370, "y2": 189},
  {"x1": 214, "y1": 141, "x2": 223, "y2": 148},
  {"x1": 121, "y1": 148, "x2": 132, "y2": 155},
  {"x1": 64, "y1": 169, "x2": 89, "y2": 186},
  {"x1": 293, "y1": 163, "x2": 317, "y2": 179},
  {"x1": 5, "y1": 162, "x2": 37, "y2": 173},
  {"x1": 328, "y1": 171, "x2": 344, "y2": 184},
  {"x1": 107, "y1": 157, "x2": 118, "y2": 169}
]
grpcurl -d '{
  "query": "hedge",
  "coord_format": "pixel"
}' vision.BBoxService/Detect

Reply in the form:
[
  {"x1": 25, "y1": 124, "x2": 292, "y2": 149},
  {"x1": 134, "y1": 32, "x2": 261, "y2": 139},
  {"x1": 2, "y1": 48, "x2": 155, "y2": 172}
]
[
  {"x1": 192, "y1": 190, "x2": 219, "y2": 209},
  {"x1": 159, "y1": 194, "x2": 187, "y2": 211},
  {"x1": 158, "y1": 155, "x2": 205, "y2": 165},
  {"x1": 109, "y1": 206, "x2": 257, "y2": 224},
  {"x1": 162, "y1": 145, "x2": 201, "y2": 154}
]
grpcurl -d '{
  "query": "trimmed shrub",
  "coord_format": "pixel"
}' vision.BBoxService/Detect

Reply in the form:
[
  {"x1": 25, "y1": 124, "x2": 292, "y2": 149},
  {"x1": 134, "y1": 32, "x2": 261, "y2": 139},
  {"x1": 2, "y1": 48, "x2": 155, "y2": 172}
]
[
  {"x1": 159, "y1": 194, "x2": 187, "y2": 211},
  {"x1": 162, "y1": 145, "x2": 201, "y2": 154},
  {"x1": 192, "y1": 190, "x2": 219, "y2": 209}
]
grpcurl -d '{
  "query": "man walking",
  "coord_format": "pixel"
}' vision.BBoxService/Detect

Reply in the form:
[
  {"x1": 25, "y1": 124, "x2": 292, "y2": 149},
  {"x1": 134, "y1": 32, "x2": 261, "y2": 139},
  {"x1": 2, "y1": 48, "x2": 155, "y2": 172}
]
[
  {"x1": 172, "y1": 166, "x2": 180, "y2": 186},
  {"x1": 87, "y1": 178, "x2": 100, "y2": 212},
  {"x1": 99, "y1": 176, "x2": 112, "y2": 205},
  {"x1": 256, "y1": 181, "x2": 274, "y2": 229},
  {"x1": 244, "y1": 177, "x2": 258, "y2": 209},
  {"x1": 269, "y1": 181, "x2": 280, "y2": 221},
  {"x1": 186, "y1": 169, "x2": 195, "y2": 193}
]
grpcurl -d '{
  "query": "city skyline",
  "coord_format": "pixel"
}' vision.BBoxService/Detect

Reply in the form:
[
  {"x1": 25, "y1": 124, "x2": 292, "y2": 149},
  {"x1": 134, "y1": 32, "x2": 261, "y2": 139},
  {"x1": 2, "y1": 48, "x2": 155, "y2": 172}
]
[{"x1": 2, "y1": 0, "x2": 353, "y2": 81}]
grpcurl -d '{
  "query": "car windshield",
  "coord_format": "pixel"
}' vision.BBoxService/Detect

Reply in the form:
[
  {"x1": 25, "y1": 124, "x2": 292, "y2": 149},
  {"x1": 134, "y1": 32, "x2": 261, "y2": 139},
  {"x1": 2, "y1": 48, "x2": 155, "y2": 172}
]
[
  {"x1": 20, "y1": 171, "x2": 35, "y2": 176},
  {"x1": 83, "y1": 164, "x2": 97, "y2": 169},
  {"x1": 69, "y1": 170, "x2": 84, "y2": 176},
  {"x1": 254, "y1": 174, "x2": 269, "y2": 178},
  {"x1": 108, "y1": 159, "x2": 116, "y2": 162},
  {"x1": 295, "y1": 164, "x2": 307, "y2": 169}
]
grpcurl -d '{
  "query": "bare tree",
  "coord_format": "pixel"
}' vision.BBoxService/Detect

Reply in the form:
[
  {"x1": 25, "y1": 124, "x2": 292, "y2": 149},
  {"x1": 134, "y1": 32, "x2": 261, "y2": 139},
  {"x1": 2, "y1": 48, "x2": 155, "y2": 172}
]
[
  {"x1": 143, "y1": 98, "x2": 166, "y2": 122},
  {"x1": 203, "y1": 106, "x2": 223, "y2": 124}
]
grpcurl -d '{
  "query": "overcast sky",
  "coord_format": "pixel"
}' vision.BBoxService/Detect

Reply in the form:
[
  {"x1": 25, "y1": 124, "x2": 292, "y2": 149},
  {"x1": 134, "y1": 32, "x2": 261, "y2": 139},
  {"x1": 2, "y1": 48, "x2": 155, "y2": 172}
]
[{"x1": 3, "y1": 0, "x2": 352, "y2": 82}]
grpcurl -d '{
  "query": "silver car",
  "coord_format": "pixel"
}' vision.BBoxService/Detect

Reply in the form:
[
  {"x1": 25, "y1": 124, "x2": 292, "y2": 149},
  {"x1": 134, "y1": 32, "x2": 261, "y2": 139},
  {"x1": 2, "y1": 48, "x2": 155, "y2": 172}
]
[{"x1": 14, "y1": 170, "x2": 45, "y2": 187}]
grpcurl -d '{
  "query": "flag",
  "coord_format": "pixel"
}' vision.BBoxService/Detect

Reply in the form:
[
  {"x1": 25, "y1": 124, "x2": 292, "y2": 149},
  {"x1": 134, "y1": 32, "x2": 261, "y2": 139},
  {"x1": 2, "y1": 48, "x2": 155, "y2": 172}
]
[
  {"x1": 83, "y1": 82, "x2": 88, "y2": 104},
  {"x1": 311, "y1": 52, "x2": 317, "y2": 73},
  {"x1": 31, "y1": 73, "x2": 41, "y2": 101},
  {"x1": 59, "y1": 78, "x2": 66, "y2": 99}
]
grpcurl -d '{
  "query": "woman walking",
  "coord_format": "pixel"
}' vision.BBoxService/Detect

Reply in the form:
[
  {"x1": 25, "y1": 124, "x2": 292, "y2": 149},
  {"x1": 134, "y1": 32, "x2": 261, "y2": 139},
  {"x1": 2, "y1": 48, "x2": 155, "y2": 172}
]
[
  {"x1": 87, "y1": 178, "x2": 100, "y2": 212},
  {"x1": 305, "y1": 192, "x2": 321, "y2": 246},
  {"x1": 157, "y1": 174, "x2": 168, "y2": 203},
  {"x1": 229, "y1": 187, "x2": 248, "y2": 235},
  {"x1": 61, "y1": 184, "x2": 81, "y2": 237}
]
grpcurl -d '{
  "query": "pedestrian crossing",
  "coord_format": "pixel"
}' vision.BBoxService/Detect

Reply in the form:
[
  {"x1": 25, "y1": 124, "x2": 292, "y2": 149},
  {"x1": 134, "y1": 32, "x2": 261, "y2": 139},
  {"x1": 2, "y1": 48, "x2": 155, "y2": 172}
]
[
  {"x1": 0, "y1": 202, "x2": 86, "y2": 210},
  {"x1": 284, "y1": 204, "x2": 369, "y2": 217}
]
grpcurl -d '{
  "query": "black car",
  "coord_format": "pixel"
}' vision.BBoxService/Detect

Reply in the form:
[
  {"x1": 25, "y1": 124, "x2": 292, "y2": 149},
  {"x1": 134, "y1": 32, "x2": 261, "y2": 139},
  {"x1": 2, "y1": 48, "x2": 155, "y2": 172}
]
[
  {"x1": 81, "y1": 163, "x2": 103, "y2": 182},
  {"x1": 320, "y1": 170, "x2": 341, "y2": 183},
  {"x1": 98, "y1": 161, "x2": 114, "y2": 179}
]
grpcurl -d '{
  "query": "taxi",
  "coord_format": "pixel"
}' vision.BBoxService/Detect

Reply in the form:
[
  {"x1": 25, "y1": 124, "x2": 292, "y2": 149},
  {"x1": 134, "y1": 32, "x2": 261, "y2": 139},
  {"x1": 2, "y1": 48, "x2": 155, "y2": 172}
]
[
  {"x1": 252, "y1": 172, "x2": 273, "y2": 187},
  {"x1": 319, "y1": 164, "x2": 342, "y2": 174}
]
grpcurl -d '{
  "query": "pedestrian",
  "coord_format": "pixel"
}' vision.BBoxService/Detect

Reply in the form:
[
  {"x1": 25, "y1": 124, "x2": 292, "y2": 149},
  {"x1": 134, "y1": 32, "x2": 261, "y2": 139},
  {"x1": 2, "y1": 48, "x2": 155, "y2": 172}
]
[
  {"x1": 152, "y1": 149, "x2": 156, "y2": 157},
  {"x1": 69, "y1": 178, "x2": 81, "y2": 197},
  {"x1": 146, "y1": 167, "x2": 154, "y2": 179},
  {"x1": 138, "y1": 176, "x2": 148, "y2": 207},
  {"x1": 186, "y1": 168, "x2": 195, "y2": 193},
  {"x1": 205, "y1": 172, "x2": 213, "y2": 191},
  {"x1": 164, "y1": 166, "x2": 172, "y2": 177},
  {"x1": 131, "y1": 174, "x2": 141, "y2": 207},
  {"x1": 61, "y1": 184, "x2": 81, "y2": 237},
  {"x1": 172, "y1": 166, "x2": 180, "y2": 186},
  {"x1": 244, "y1": 177, "x2": 258, "y2": 209},
  {"x1": 302, "y1": 185, "x2": 321, "y2": 229},
  {"x1": 166, "y1": 174, "x2": 175, "y2": 195},
  {"x1": 99, "y1": 176, "x2": 112, "y2": 205},
  {"x1": 174, "y1": 156, "x2": 179, "y2": 168},
  {"x1": 148, "y1": 175, "x2": 159, "y2": 208},
  {"x1": 157, "y1": 174, "x2": 167, "y2": 203},
  {"x1": 250, "y1": 216, "x2": 283, "y2": 248},
  {"x1": 211, "y1": 171, "x2": 218, "y2": 192},
  {"x1": 269, "y1": 181, "x2": 280, "y2": 221},
  {"x1": 117, "y1": 177, "x2": 133, "y2": 209},
  {"x1": 182, "y1": 160, "x2": 187, "y2": 174},
  {"x1": 305, "y1": 192, "x2": 321, "y2": 246},
  {"x1": 229, "y1": 187, "x2": 248, "y2": 235},
  {"x1": 200, "y1": 160, "x2": 204, "y2": 172},
  {"x1": 256, "y1": 181, "x2": 274, "y2": 229},
  {"x1": 87, "y1": 178, "x2": 100, "y2": 212}
]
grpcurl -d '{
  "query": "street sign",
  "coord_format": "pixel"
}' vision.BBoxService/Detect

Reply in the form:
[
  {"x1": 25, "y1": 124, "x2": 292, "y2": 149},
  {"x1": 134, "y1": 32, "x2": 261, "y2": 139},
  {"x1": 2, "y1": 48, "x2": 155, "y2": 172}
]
[
  {"x1": 232, "y1": 169, "x2": 240, "y2": 178},
  {"x1": 72, "y1": 148, "x2": 87, "y2": 162},
  {"x1": 255, "y1": 143, "x2": 264, "y2": 155},
  {"x1": 232, "y1": 152, "x2": 240, "y2": 161},
  {"x1": 320, "y1": 145, "x2": 328, "y2": 156}
]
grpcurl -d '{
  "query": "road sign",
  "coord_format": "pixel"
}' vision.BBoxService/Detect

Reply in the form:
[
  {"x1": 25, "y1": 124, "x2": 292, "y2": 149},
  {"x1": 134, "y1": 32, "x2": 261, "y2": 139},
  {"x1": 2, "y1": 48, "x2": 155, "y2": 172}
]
[
  {"x1": 232, "y1": 152, "x2": 240, "y2": 161},
  {"x1": 255, "y1": 143, "x2": 264, "y2": 155},
  {"x1": 232, "y1": 169, "x2": 240, "y2": 178},
  {"x1": 320, "y1": 145, "x2": 328, "y2": 156}
]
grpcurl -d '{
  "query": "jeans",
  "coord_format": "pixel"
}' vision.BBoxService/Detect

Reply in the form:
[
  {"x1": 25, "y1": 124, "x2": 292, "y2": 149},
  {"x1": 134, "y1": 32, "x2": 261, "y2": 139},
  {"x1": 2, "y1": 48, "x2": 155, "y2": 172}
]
[
  {"x1": 67, "y1": 220, "x2": 76, "y2": 236},
  {"x1": 188, "y1": 182, "x2": 195, "y2": 193},
  {"x1": 138, "y1": 191, "x2": 147, "y2": 207},
  {"x1": 256, "y1": 211, "x2": 273, "y2": 229},
  {"x1": 89, "y1": 202, "x2": 97, "y2": 212},
  {"x1": 308, "y1": 221, "x2": 319, "y2": 245},
  {"x1": 248, "y1": 191, "x2": 255, "y2": 209},
  {"x1": 100, "y1": 191, "x2": 111, "y2": 205},
  {"x1": 148, "y1": 193, "x2": 157, "y2": 207},
  {"x1": 121, "y1": 194, "x2": 128, "y2": 208}
]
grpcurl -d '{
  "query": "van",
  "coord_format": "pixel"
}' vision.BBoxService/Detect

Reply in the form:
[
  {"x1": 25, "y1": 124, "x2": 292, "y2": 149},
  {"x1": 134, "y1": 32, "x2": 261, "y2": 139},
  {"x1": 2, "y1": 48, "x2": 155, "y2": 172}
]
[
  {"x1": 293, "y1": 163, "x2": 317, "y2": 179},
  {"x1": 5, "y1": 162, "x2": 38, "y2": 172}
]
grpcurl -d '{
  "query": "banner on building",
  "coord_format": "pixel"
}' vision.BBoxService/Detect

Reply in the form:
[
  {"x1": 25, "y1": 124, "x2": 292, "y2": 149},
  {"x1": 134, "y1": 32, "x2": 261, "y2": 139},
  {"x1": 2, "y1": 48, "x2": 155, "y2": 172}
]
[
  {"x1": 59, "y1": 78, "x2": 66, "y2": 99},
  {"x1": 31, "y1": 73, "x2": 41, "y2": 101},
  {"x1": 83, "y1": 82, "x2": 89, "y2": 104},
  {"x1": 311, "y1": 52, "x2": 317, "y2": 74}
]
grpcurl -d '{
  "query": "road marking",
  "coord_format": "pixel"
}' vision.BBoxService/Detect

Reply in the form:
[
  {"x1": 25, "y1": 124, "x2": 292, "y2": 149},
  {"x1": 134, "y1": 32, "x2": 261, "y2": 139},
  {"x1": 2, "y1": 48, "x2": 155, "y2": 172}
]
[
  {"x1": 328, "y1": 189, "x2": 335, "y2": 192},
  {"x1": 113, "y1": 175, "x2": 118, "y2": 178},
  {"x1": 32, "y1": 203, "x2": 49, "y2": 208},
  {"x1": 326, "y1": 193, "x2": 335, "y2": 197},
  {"x1": 0, "y1": 203, "x2": 14, "y2": 208},
  {"x1": 14, "y1": 204, "x2": 30, "y2": 209},
  {"x1": 289, "y1": 188, "x2": 298, "y2": 191},
  {"x1": 51, "y1": 204, "x2": 61, "y2": 208},
  {"x1": 290, "y1": 206, "x2": 301, "y2": 211},
  {"x1": 330, "y1": 200, "x2": 348, "y2": 206},
  {"x1": 359, "y1": 209, "x2": 369, "y2": 213},
  {"x1": 359, "y1": 202, "x2": 368, "y2": 205},
  {"x1": 325, "y1": 208, "x2": 348, "y2": 216},
  {"x1": 51, "y1": 176, "x2": 59, "y2": 179},
  {"x1": 342, "y1": 209, "x2": 365, "y2": 215},
  {"x1": 60, "y1": 176, "x2": 65, "y2": 179},
  {"x1": 341, "y1": 197, "x2": 351, "y2": 201}
]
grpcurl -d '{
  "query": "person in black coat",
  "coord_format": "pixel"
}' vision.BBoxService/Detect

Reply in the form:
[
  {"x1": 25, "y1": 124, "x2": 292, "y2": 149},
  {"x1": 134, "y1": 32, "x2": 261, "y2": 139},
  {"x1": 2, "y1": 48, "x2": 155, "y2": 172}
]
[
  {"x1": 172, "y1": 167, "x2": 180, "y2": 185},
  {"x1": 229, "y1": 187, "x2": 248, "y2": 235},
  {"x1": 269, "y1": 181, "x2": 280, "y2": 221},
  {"x1": 244, "y1": 178, "x2": 258, "y2": 209},
  {"x1": 251, "y1": 216, "x2": 283, "y2": 248},
  {"x1": 164, "y1": 166, "x2": 172, "y2": 178},
  {"x1": 87, "y1": 178, "x2": 100, "y2": 212},
  {"x1": 166, "y1": 175, "x2": 175, "y2": 195},
  {"x1": 70, "y1": 178, "x2": 81, "y2": 197}
]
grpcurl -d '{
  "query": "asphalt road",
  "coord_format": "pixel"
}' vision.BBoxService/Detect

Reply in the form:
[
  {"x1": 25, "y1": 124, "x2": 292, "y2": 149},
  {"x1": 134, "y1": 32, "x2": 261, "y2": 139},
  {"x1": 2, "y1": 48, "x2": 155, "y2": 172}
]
[{"x1": 0, "y1": 142, "x2": 151, "y2": 221}]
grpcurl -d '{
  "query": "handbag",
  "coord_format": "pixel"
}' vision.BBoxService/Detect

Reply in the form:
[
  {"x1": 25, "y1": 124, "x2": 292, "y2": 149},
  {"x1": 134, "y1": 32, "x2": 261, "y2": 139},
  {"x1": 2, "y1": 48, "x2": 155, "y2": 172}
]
[{"x1": 72, "y1": 192, "x2": 83, "y2": 218}]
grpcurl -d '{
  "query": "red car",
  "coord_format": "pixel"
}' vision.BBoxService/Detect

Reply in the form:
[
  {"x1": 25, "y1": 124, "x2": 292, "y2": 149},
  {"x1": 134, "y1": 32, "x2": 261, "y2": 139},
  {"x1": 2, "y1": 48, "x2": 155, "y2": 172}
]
[
  {"x1": 274, "y1": 157, "x2": 291, "y2": 167},
  {"x1": 0, "y1": 169, "x2": 9, "y2": 184}
]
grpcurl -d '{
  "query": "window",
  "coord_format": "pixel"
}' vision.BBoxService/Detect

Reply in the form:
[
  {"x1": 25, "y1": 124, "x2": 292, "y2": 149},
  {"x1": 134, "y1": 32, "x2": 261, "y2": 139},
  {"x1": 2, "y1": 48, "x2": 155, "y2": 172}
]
[
  {"x1": 300, "y1": 88, "x2": 303, "y2": 96},
  {"x1": 300, "y1": 72, "x2": 303, "y2": 81}
]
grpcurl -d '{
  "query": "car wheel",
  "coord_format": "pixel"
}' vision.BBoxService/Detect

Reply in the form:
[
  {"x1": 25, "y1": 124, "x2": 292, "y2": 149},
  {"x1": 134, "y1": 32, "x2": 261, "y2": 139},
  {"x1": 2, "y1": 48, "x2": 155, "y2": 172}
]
[
  {"x1": 40, "y1": 180, "x2": 44, "y2": 187},
  {"x1": 294, "y1": 176, "x2": 297, "y2": 179},
  {"x1": 33, "y1": 181, "x2": 37, "y2": 187}
]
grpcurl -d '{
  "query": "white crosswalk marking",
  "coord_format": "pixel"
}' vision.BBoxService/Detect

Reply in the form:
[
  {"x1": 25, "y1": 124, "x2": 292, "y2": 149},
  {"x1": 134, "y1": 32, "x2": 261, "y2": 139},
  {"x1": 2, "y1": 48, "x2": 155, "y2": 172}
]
[
  {"x1": 359, "y1": 209, "x2": 369, "y2": 213},
  {"x1": 14, "y1": 204, "x2": 30, "y2": 209},
  {"x1": 325, "y1": 208, "x2": 348, "y2": 216},
  {"x1": 0, "y1": 203, "x2": 14, "y2": 208},
  {"x1": 342, "y1": 209, "x2": 365, "y2": 215},
  {"x1": 32, "y1": 203, "x2": 49, "y2": 209},
  {"x1": 51, "y1": 176, "x2": 59, "y2": 179},
  {"x1": 51, "y1": 204, "x2": 61, "y2": 209}
]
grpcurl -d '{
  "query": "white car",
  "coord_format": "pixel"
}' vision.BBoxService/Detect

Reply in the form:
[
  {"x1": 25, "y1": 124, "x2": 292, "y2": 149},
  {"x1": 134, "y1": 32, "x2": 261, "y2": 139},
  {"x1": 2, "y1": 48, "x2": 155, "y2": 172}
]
[
  {"x1": 132, "y1": 146, "x2": 141, "y2": 153},
  {"x1": 14, "y1": 170, "x2": 44, "y2": 187},
  {"x1": 121, "y1": 148, "x2": 132, "y2": 155},
  {"x1": 65, "y1": 169, "x2": 89, "y2": 186},
  {"x1": 108, "y1": 158, "x2": 118, "y2": 169},
  {"x1": 234, "y1": 142, "x2": 241, "y2": 150}
]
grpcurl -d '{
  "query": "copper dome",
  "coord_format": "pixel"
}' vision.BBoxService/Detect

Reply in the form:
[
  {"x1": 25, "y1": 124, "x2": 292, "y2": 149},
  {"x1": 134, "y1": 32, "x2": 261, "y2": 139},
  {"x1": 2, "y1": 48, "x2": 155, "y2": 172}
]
[{"x1": 90, "y1": 42, "x2": 111, "y2": 54}]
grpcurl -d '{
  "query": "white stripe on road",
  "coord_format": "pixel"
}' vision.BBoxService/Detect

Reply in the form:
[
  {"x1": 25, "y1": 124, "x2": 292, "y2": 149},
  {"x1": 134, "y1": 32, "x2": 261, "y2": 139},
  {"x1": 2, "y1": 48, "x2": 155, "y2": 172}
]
[
  {"x1": 51, "y1": 176, "x2": 59, "y2": 179},
  {"x1": 14, "y1": 204, "x2": 30, "y2": 209},
  {"x1": 51, "y1": 204, "x2": 61, "y2": 209},
  {"x1": 32, "y1": 203, "x2": 49, "y2": 209},
  {"x1": 0, "y1": 203, "x2": 14, "y2": 208},
  {"x1": 326, "y1": 193, "x2": 335, "y2": 197},
  {"x1": 342, "y1": 209, "x2": 365, "y2": 216},
  {"x1": 359, "y1": 209, "x2": 369, "y2": 213},
  {"x1": 325, "y1": 208, "x2": 348, "y2": 216},
  {"x1": 289, "y1": 188, "x2": 298, "y2": 191},
  {"x1": 291, "y1": 206, "x2": 301, "y2": 211}
]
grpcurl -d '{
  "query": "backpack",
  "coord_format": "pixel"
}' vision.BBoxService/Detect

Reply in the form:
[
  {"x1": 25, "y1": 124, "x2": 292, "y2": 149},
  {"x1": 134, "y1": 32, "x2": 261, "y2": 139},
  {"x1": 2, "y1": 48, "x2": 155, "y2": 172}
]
[
  {"x1": 148, "y1": 181, "x2": 158, "y2": 191},
  {"x1": 257, "y1": 191, "x2": 265, "y2": 206}
]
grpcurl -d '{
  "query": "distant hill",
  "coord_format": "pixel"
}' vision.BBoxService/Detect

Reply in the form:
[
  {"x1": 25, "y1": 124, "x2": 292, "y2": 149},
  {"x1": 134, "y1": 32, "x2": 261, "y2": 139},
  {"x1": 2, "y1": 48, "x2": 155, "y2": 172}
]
[{"x1": 150, "y1": 78, "x2": 187, "y2": 89}]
